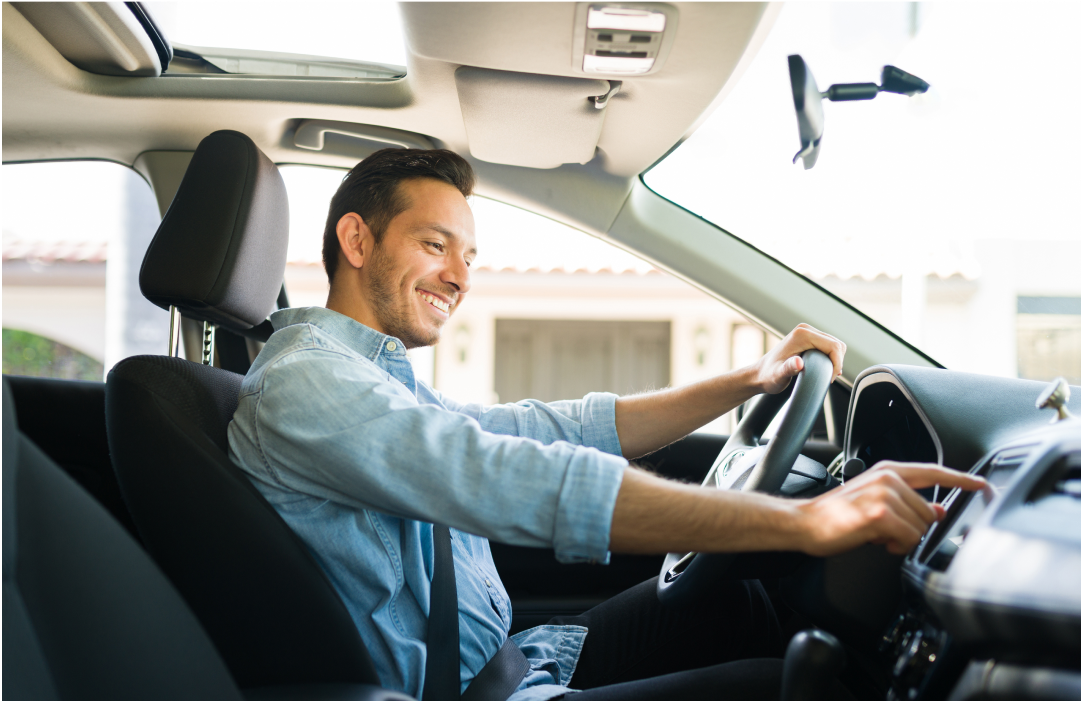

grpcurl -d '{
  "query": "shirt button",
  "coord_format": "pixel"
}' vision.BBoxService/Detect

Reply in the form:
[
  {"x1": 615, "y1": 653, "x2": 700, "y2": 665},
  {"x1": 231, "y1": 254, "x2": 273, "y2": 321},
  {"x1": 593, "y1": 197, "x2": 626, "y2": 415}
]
[
  {"x1": 386, "y1": 341, "x2": 397, "y2": 351},
  {"x1": 485, "y1": 578, "x2": 492, "y2": 587}
]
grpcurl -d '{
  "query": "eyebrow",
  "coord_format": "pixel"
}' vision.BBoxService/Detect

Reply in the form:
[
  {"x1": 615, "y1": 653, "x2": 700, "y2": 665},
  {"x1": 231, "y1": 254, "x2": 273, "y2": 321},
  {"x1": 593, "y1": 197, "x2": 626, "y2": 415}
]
[{"x1": 417, "y1": 224, "x2": 477, "y2": 256}]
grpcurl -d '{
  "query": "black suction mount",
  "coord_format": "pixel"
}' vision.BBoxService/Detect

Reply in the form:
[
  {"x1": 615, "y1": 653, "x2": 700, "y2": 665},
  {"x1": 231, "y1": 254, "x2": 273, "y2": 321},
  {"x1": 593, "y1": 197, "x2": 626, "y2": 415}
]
[{"x1": 789, "y1": 56, "x2": 930, "y2": 169}]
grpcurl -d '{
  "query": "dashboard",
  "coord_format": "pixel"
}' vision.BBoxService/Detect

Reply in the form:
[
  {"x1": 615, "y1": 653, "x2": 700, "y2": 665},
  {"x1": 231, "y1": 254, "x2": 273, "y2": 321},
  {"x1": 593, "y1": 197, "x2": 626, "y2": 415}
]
[{"x1": 787, "y1": 365, "x2": 1081, "y2": 701}]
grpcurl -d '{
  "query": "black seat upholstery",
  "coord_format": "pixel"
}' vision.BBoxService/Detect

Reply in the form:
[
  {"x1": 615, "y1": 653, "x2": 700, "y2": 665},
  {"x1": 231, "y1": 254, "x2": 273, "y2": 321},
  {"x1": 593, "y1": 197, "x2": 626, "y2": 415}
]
[
  {"x1": 105, "y1": 130, "x2": 381, "y2": 689},
  {"x1": 2, "y1": 379, "x2": 242, "y2": 701},
  {"x1": 107, "y1": 356, "x2": 380, "y2": 687}
]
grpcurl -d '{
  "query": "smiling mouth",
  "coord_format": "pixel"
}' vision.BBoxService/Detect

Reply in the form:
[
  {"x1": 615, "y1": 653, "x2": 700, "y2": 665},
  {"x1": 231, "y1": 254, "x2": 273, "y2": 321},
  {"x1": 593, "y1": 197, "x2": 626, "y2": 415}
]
[{"x1": 418, "y1": 290, "x2": 451, "y2": 313}]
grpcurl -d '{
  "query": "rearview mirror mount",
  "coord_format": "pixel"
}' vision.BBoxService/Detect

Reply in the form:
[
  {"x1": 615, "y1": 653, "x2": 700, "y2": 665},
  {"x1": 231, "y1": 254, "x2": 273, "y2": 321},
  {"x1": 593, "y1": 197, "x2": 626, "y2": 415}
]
[{"x1": 788, "y1": 55, "x2": 930, "y2": 170}]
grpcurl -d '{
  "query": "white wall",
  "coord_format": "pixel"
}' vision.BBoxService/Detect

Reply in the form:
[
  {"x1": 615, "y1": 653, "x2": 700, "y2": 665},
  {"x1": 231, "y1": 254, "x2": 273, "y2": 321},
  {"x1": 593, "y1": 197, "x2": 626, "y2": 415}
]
[{"x1": 2, "y1": 286, "x2": 108, "y2": 361}]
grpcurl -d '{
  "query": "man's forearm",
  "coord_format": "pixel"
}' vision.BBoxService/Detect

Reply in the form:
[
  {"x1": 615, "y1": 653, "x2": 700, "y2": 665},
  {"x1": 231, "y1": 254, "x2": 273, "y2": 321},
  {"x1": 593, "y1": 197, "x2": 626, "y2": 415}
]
[
  {"x1": 613, "y1": 365, "x2": 762, "y2": 459},
  {"x1": 608, "y1": 466, "x2": 805, "y2": 554},
  {"x1": 609, "y1": 461, "x2": 988, "y2": 558}
]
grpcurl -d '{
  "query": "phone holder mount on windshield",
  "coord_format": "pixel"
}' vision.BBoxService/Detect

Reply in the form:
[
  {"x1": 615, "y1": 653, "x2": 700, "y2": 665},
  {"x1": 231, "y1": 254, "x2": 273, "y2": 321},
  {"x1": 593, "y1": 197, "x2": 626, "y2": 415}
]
[{"x1": 789, "y1": 55, "x2": 930, "y2": 170}]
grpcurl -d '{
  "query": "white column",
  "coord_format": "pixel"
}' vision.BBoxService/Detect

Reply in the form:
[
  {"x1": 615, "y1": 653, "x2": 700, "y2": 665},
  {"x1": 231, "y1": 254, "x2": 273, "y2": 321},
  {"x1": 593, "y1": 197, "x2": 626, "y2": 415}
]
[
  {"x1": 901, "y1": 269, "x2": 927, "y2": 347},
  {"x1": 104, "y1": 171, "x2": 169, "y2": 375}
]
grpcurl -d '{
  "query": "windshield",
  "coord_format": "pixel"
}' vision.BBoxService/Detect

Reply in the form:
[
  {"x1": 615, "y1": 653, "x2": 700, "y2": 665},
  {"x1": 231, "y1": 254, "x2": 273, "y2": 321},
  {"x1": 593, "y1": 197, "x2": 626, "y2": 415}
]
[{"x1": 646, "y1": 2, "x2": 1081, "y2": 384}]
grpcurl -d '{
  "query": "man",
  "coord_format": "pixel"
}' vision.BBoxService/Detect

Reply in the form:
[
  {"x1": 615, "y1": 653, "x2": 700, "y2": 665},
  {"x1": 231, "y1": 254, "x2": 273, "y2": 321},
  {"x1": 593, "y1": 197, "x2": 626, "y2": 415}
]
[{"x1": 228, "y1": 149, "x2": 983, "y2": 701}]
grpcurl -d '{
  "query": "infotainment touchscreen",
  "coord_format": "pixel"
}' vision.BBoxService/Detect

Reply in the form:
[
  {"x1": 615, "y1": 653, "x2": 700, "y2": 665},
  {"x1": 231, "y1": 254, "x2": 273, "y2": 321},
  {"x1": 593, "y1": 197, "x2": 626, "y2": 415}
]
[{"x1": 921, "y1": 459, "x2": 1022, "y2": 571}]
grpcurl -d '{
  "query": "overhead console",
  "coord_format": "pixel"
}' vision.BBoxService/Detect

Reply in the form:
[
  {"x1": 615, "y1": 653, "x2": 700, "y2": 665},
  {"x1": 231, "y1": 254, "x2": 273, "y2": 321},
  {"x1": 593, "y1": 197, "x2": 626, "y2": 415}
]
[{"x1": 572, "y1": 3, "x2": 679, "y2": 76}]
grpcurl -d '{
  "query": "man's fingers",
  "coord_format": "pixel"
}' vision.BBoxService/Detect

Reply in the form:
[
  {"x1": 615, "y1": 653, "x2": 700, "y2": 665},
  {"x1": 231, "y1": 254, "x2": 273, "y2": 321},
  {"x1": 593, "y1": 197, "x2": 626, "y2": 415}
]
[
  {"x1": 886, "y1": 477, "x2": 940, "y2": 527},
  {"x1": 873, "y1": 509, "x2": 924, "y2": 554},
  {"x1": 792, "y1": 324, "x2": 845, "y2": 380},
  {"x1": 881, "y1": 490, "x2": 934, "y2": 535},
  {"x1": 876, "y1": 462, "x2": 987, "y2": 492}
]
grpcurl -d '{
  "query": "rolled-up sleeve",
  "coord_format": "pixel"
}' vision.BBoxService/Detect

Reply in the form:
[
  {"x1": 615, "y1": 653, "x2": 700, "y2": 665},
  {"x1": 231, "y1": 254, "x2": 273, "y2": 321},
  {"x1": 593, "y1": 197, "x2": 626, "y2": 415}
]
[{"x1": 252, "y1": 350, "x2": 626, "y2": 563}]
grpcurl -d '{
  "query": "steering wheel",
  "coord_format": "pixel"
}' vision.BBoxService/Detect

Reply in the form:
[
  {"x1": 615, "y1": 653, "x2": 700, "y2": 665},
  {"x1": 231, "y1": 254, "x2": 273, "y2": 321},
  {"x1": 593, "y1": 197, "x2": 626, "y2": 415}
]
[{"x1": 656, "y1": 349, "x2": 835, "y2": 606}]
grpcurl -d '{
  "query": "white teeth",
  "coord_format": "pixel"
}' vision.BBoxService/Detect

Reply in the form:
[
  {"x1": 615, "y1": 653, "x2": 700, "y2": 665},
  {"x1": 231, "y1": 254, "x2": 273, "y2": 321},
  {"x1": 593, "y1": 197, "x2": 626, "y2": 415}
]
[{"x1": 420, "y1": 292, "x2": 449, "y2": 312}]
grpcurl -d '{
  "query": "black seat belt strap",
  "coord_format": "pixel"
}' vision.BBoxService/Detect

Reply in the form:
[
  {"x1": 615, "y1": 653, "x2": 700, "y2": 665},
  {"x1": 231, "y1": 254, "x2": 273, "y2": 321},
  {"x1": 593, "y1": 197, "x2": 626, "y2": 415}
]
[
  {"x1": 424, "y1": 524, "x2": 460, "y2": 701},
  {"x1": 461, "y1": 639, "x2": 531, "y2": 701},
  {"x1": 425, "y1": 524, "x2": 531, "y2": 701}
]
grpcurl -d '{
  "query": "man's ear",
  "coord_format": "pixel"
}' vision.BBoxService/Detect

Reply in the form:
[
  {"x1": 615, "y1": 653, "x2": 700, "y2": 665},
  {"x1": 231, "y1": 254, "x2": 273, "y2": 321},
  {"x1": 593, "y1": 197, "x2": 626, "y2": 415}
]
[{"x1": 335, "y1": 213, "x2": 374, "y2": 271}]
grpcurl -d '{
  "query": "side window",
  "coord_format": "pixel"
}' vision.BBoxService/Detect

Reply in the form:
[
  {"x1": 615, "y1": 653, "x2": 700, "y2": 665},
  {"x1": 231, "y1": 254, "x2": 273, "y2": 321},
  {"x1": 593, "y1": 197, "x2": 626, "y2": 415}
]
[
  {"x1": 2, "y1": 162, "x2": 164, "y2": 381},
  {"x1": 278, "y1": 165, "x2": 779, "y2": 435}
]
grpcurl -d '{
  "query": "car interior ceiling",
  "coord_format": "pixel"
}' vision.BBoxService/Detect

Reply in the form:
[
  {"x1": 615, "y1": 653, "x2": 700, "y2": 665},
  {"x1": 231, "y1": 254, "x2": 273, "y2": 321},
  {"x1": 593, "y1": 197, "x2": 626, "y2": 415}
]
[{"x1": 2, "y1": 2, "x2": 773, "y2": 236}]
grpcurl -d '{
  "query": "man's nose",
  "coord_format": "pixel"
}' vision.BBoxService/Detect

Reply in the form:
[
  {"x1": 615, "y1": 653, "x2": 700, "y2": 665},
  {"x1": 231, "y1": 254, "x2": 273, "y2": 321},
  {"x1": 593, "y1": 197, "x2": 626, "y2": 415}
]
[{"x1": 442, "y1": 254, "x2": 471, "y2": 295}]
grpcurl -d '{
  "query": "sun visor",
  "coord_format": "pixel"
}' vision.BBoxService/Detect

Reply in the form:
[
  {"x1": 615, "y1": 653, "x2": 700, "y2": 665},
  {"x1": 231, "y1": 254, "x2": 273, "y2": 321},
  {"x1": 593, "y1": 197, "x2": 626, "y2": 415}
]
[
  {"x1": 455, "y1": 67, "x2": 611, "y2": 169},
  {"x1": 13, "y1": 2, "x2": 166, "y2": 77}
]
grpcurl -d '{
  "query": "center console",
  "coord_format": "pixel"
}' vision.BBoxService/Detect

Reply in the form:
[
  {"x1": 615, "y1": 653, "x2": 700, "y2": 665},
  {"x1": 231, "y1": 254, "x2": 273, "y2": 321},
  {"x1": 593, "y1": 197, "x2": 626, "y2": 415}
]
[{"x1": 884, "y1": 424, "x2": 1081, "y2": 700}]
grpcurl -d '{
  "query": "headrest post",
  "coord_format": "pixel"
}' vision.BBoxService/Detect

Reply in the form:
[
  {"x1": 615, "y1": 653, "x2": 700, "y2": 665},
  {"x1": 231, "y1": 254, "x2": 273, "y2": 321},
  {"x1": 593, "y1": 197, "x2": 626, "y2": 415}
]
[
  {"x1": 168, "y1": 305, "x2": 182, "y2": 357},
  {"x1": 201, "y1": 322, "x2": 216, "y2": 366}
]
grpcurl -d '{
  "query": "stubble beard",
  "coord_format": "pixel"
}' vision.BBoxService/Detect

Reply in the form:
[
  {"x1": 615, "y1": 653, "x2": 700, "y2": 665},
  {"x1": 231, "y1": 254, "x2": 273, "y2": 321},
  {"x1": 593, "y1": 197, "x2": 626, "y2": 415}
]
[{"x1": 366, "y1": 243, "x2": 443, "y2": 349}]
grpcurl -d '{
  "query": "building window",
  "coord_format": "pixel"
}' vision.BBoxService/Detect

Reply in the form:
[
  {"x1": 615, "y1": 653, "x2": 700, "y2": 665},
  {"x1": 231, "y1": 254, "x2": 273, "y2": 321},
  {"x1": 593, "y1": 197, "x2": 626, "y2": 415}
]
[
  {"x1": 494, "y1": 319, "x2": 671, "y2": 403},
  {"x1": 1017, "y1": 297, "x2": 1081, "y2": 384}
]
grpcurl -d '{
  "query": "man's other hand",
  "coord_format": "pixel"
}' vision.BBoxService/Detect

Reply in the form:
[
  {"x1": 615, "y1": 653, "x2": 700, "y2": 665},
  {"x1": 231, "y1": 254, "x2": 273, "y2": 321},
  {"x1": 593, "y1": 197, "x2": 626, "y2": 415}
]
[
  {"x1": 795, "y1": 462, "x2": 987, "y2": 557},
  {"x1": 755, "y1": 323, "x2": 846, "y2": 394}
]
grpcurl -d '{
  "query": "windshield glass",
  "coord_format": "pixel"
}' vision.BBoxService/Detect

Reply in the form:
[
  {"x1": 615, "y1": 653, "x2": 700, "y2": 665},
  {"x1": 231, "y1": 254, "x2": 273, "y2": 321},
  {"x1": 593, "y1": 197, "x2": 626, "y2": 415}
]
[
  {"x1": 145, "y1": 1, "x2": 407, "y2": 75},
  {"x1": 646, "y1": 2, "x2": 1081, "y2": 384}
]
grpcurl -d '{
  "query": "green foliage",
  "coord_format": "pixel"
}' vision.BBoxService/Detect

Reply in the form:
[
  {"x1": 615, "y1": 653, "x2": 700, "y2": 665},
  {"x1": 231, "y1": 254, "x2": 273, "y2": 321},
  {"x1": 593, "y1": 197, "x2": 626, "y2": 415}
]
[{"x1": 2, "y1": 328, "x2": 104, "y2": 381}]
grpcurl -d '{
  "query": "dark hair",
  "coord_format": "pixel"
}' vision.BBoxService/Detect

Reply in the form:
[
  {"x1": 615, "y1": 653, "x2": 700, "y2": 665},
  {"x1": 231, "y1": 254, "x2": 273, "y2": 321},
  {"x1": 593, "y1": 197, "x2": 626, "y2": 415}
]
[{"x1": 321, "y1": 148, "x2": 476, "y2": 282}]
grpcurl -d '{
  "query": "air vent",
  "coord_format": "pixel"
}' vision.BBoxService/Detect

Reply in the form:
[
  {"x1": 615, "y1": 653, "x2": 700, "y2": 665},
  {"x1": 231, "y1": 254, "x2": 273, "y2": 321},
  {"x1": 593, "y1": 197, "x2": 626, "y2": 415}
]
[
  {"x1": 1029, "y1": 452, "x2": 1081, "y2": 502},
  {"x1": 990, "y1": 445, "x2": 1035, "y2": 469}
]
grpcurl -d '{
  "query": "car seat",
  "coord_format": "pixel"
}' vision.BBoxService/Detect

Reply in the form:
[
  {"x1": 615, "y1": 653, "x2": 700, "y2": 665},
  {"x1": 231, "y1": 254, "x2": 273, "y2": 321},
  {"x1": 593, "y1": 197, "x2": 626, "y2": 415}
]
[
  {"x1": 3, "y1": 378, "x2": 413, "y2": 701},
  {"x1": 104, "y1": 130, "x2": 382, "y2": 690}
]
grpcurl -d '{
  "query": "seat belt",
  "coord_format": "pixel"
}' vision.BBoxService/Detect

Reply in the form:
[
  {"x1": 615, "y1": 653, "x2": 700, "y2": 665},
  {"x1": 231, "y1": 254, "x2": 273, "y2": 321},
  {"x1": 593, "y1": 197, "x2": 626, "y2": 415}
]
[{"x1": 424, "y1": 525, "x2": 531, "y2": 701}]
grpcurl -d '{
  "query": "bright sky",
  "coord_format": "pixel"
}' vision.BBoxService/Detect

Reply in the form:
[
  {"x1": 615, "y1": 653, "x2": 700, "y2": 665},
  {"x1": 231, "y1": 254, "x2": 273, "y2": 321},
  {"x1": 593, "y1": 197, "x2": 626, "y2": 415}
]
[
  {"x1": 143, "y1": 1, "x2": 408, "y2": 66},
  {"x1": 647, "y1": 2, "x2": 1081, "y2": 281}
]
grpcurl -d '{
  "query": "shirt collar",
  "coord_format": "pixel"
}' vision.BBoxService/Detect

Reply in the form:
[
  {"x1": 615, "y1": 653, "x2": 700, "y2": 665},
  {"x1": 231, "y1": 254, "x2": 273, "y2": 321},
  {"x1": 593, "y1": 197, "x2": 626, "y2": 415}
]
[{"x1": 270, "y1": 307, "x2": 408, "y2": 363}]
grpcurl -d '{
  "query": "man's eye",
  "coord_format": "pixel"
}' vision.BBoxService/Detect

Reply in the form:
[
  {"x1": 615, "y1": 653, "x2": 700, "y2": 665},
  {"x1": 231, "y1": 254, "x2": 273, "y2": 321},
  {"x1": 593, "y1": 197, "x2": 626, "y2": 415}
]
[{"x1": 427, "y1": 241, "x2": 445, "y2": 252}]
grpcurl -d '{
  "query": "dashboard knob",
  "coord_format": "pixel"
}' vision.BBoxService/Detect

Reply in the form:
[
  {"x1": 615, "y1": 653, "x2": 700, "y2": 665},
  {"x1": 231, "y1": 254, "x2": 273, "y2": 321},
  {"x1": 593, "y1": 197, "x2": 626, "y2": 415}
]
[
  {"x1": 842, "y1": 458, "x2": 867, "y2": 482},
  {"x1": 1036, "y1": 377, "x2": 1073, "y2": 422}
]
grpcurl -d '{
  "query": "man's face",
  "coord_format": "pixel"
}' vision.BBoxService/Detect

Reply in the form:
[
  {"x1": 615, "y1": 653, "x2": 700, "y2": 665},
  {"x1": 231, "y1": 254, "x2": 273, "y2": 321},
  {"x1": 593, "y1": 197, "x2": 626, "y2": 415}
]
[{"x1": 362, "y1": 178, "x2": 476, "y2": 349}]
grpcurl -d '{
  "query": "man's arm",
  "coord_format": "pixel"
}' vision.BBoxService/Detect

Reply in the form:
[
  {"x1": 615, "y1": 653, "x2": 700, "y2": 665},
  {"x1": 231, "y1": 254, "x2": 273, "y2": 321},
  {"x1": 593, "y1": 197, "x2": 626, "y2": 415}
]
[
  {"x1": 614, "y1": 323, "x2": 847, "y2": 458},
  {"x1": 609, "y1": 461, "x2": 986, "y2": 556}
]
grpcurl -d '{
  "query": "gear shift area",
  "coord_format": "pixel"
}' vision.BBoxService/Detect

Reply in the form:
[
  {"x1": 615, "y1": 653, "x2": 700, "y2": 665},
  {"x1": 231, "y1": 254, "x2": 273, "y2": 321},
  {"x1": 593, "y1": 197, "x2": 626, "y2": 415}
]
[{"x1": 781, "y1": 629, "x2": 847, "y2": 701}]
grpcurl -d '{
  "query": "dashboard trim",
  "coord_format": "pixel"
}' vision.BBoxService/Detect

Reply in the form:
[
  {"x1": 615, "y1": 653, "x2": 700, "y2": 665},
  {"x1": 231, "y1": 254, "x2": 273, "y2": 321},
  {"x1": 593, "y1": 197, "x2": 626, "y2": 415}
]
[{"x1": 844, "y1": 369, "x2": 944, "y2": 466}]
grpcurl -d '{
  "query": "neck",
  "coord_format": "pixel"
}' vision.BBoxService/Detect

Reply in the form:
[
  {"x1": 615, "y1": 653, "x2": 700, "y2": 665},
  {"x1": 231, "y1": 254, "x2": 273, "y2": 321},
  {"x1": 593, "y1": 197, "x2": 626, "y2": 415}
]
[{"x1": 326, "y1": 278, "x2": 384, "y2": 335}]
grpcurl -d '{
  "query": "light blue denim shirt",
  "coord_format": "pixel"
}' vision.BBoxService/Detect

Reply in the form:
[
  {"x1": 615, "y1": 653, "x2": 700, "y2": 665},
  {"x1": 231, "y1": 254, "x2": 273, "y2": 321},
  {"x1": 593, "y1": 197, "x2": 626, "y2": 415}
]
[{"x1": 227, "y1": 307, "x2": 628, "y2": 701}]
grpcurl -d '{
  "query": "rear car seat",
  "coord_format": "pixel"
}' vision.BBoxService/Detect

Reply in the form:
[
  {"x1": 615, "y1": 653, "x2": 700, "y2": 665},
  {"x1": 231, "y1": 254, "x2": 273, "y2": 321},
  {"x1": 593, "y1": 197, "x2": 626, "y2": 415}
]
[{"x1": 3, "y1": 378, "x2": 413, "y2": 701}]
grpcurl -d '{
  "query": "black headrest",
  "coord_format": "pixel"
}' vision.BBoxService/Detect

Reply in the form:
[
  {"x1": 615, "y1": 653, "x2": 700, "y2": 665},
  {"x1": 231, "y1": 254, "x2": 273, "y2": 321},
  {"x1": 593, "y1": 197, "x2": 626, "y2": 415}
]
[{"x1": 140, "y1": 130, "x2": 289, "y2": 330}]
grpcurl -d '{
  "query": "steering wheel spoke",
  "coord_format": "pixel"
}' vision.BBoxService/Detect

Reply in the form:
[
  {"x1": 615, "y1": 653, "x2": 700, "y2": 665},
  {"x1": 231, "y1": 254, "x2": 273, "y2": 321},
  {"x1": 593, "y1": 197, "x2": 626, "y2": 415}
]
[{"x1": 656, "y1": 350, "x2": 835, "y2": 606}]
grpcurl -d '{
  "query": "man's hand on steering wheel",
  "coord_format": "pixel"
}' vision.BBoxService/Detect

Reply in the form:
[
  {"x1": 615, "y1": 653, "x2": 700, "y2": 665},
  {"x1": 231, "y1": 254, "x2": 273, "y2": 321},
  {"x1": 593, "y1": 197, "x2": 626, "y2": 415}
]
[{"x1": 753, "y1": 323, "x2": 846, "y2": 394}]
